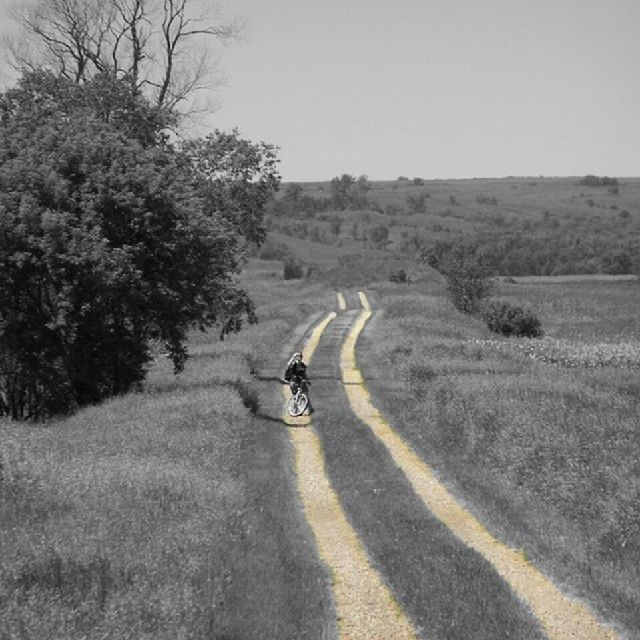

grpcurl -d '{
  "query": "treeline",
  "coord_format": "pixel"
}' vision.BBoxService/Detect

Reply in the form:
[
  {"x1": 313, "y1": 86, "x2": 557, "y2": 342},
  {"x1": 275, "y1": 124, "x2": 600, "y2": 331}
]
[
  {"x1": 578, "y1": 175, "x2": 619, "y2": 187},
  {"x1": 417, "y1": 233, "x2": 639, "y2": 276},
  {"x1": 270, "y1": 174, "x2": 372, "y2": 216}
]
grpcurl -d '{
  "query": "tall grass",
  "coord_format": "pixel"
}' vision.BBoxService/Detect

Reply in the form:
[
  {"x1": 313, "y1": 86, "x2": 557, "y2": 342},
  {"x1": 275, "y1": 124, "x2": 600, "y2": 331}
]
[
  {"x1": 0, "y1": 261, "x2": 334, "y2": 639},
  {"x1": 359, "y1": 278, "x2": 640, "y2": 636}
]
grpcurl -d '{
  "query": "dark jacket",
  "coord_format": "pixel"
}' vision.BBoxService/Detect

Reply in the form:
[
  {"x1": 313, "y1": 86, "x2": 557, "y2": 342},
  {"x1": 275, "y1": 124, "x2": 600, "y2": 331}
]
[{"x1": 284, "y1": 360, "x2": 308, "y2": 383}]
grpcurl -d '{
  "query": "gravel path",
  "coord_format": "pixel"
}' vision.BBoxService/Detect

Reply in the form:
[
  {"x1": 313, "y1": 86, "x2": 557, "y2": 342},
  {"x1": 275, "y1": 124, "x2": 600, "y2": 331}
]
[{"x1": 276, "y1": 291, "x2": 621, "y2": 639}]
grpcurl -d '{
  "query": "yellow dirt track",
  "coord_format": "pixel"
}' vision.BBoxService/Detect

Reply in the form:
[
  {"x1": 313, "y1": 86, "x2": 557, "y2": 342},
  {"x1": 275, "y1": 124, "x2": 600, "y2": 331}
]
[
  {"x1": 282, "y1": 310, "x2": 418, "y2": 640},
  {"x1": 340, "y1": 291, "x2": 619, "y2": 640}
]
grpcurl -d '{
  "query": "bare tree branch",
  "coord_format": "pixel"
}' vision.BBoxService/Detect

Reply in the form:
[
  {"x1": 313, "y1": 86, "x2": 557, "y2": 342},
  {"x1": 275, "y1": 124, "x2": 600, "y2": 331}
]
[{"x1": 5, "y1": 0, "x2": 242, "y2": 115}]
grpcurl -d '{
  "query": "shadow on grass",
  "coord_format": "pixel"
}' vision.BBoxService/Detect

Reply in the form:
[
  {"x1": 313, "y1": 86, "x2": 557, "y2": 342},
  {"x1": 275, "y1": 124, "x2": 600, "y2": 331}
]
[{"x1": 256, "y1": 412, "x2": 287, "y2": 425}]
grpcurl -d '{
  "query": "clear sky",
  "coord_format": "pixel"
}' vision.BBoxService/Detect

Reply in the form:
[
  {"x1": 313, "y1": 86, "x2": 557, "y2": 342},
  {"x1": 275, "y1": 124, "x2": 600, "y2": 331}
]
[{"x1": 2, "y1": 0, "x2": 639, "y2": 181}]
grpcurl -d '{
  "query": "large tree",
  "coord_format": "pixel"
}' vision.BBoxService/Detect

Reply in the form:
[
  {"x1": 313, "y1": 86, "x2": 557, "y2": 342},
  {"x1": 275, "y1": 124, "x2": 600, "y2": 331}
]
[
  {"x1": 4, "y1": 0, "x2": 241, "y2": 111},
  {"x1": 0, "y1": 71, "x2": 279, "y2": 419}
]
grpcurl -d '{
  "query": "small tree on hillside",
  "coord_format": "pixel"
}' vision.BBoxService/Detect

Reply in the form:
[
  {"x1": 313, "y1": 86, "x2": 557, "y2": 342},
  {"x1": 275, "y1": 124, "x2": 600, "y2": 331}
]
[
  {"x1": 370, "y1": 223, "x2": 390, "y2": 249},
  {"x1": 406, "y1": 193, "x2": 428, "y2": 214},
  {"x1": 329, "y1": 173, "x2": 370, "y2": 210},
  {"x1": 441, "y1": 254, "x2": 493, "y2": 314}
]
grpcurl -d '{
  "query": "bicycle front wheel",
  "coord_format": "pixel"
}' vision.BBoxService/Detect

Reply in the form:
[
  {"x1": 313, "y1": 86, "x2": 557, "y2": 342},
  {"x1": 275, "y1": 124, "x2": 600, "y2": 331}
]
[{"x1": 287, "y1": 392, "x2": 308, "y2": 417}]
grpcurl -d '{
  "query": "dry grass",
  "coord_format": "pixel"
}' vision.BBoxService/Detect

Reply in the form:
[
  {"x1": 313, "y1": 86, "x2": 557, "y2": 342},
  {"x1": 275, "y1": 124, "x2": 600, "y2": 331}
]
[
  {"x1": 358, "y1": 278, "x2": 640, "y2": 637},
  {"x1": 0, "y1": 262, "x2": 335, "y2": 639},
  {"x1": 1, "y1": 388, "x2": 247, "y2": 639}
]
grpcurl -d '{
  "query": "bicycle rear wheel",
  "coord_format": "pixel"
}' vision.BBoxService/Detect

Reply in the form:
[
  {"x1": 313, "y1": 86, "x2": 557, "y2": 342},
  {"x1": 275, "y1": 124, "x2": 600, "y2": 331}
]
[{"x1": 287, "y1": 392, "x2": 308, "y2": 417}]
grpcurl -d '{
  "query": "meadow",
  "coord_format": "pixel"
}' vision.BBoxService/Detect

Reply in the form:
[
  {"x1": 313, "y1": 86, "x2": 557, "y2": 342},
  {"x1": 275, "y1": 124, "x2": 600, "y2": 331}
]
[
  {"x1": 358, "y1": 272, "x2": 640, "y2": 635},
  {"x1": 0, "y1": 265, "x2": 335, "y2": 639},
  {"x1": 1, "y1": 175, "x2": 639, "y2": 638}
]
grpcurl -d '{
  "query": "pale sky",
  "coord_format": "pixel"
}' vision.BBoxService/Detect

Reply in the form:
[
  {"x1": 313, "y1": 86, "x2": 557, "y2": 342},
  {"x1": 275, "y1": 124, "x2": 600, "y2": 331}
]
[{"x1": 2, "y1": 0, "x2": 639, "y2": 181}]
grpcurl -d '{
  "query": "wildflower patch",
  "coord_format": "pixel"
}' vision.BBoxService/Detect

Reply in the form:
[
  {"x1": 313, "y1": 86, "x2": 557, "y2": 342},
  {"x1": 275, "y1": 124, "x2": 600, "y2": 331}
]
[{"x1": 471, "y1": 337, "x2": 640, "y2": 369}]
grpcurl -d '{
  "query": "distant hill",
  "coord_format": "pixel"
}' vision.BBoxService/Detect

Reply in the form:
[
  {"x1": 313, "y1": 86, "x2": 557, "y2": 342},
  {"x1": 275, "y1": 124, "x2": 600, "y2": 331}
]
[{"x1": 265, "y1": 176, "x2": 640, "y2": 277}]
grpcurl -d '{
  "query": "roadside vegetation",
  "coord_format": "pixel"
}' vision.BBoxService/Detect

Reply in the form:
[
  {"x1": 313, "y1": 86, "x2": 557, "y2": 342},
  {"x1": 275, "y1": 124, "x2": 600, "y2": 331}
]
[
  {"x1": 358, "y1": 275, "x2": 640, "y2": 636},
  {"x1": 0, "y1": 265, "x2": 335, "y2": 639}
]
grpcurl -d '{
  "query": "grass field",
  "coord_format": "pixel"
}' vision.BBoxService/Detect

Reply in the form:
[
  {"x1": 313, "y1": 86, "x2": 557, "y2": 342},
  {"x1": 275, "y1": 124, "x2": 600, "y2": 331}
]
[
  {"x1": 2, "y1": 174, "x2": 639, "y2": 638},
  {"x1": 0, "y1": 264, "x2": 335, "y2": 639},
  {"x1": 358, "y1": 274, "x2": 640, "y2": 636}
]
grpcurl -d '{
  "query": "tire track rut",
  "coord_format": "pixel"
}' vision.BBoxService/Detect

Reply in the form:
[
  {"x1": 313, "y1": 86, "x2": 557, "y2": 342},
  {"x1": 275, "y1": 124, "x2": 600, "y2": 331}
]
[
  {"x1": 282, "y1": 310, "x2": 417, "y2": 640},
  {"x1": 310, "y1": 309, "x2": 545, "y2": 639},
  {"x1": 341, "y1": 291, "x2": 620, "y2": 640}
]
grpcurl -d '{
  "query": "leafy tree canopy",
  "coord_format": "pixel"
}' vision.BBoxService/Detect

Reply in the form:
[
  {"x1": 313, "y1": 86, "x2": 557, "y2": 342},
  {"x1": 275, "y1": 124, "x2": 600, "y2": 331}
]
[
  {"x1": 329, "y1": 173, "x2": 370, "y2": 210},
  {"x1": 0, "y1": 71, "x2": 280, "y2": 419}
]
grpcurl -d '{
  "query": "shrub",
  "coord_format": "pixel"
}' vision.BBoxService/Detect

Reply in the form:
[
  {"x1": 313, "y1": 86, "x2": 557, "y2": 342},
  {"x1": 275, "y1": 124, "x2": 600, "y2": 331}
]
[
  {"x1": 370, "y1": 224, "x2": 390, "y2": 248},
  {"x1": 389, "y1": 269, "x2": 410, "y2": 284},
  {"x1": 442, "y1": 256, "x2": 493, "y2": 314},
  {"x1": 283, "y1": 258, "x2": 304, "y2": 280},
  {"x1": 406, "y1": 193, "x2": 428, "y2": 214},
  {"x1": 579, "y1": 175, "x2": 618, "y2": 187},
  {"x1": 476, "y1": 194, "x2": 498, "y2": 206},
  {"x1": 482, "y1": 300, "x2": 542, "y2": 338}
]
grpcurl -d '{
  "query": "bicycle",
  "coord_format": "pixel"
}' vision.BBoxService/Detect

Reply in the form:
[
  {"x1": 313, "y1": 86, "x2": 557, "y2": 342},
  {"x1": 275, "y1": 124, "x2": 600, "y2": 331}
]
[{"x1": 283, "y1": 379, "x2": 310, "y2": 417}]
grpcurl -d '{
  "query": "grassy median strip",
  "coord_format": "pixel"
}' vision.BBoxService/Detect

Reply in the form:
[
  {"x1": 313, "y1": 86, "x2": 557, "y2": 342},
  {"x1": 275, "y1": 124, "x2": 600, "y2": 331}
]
[
  {"x1": 340, "y1": 291, "x2": 619, "y2": 640},
  {"x1": 283, "y1": 306, "x2": 418, "y2": 640}
]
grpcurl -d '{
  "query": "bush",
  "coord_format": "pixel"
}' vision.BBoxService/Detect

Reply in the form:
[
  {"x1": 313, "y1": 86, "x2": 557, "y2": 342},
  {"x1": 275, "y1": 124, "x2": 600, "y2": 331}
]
[
  {"x1": 442, "y1": 256, "x2": 493, "y2": 314},
  {"x1": 482, "y1": 300, "x2": 543, "y2": 338},
  {"x1": 370, "y1": 224, "x2": 390, "y2": 248},
  {"x1": 283, "y1": 258, "x2": 304, "y2": 280},
  {"x1": 476, "y1": 194, "x2": 498, "y2": 206},
  {"x1": 389, "y1": 268, "x2": 410, "y2": 284},
  {"x1": 579, "y1": 175, "x2": 618, "y2": 187},
  {"x1": 406, "y1": 193, "x2": 428, "y2": 214}
]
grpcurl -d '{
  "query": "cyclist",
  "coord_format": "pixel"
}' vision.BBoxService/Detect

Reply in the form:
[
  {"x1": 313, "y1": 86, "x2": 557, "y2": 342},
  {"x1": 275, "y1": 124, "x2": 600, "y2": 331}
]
[{"x1": 283, "y1": 351, "x2": 314, "y2": 414}]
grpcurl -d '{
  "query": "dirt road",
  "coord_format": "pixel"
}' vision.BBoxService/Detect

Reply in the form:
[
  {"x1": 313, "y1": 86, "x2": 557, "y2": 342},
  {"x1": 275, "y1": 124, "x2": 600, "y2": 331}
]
[{"x1": 276, "y1": 291, "x2": 621, "y2": 640}]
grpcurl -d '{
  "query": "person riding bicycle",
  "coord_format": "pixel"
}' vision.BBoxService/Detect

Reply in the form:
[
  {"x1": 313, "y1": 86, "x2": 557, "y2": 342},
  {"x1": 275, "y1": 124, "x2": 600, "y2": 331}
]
[{"x1": 283, "y1": 351, "x2": 314, "y2": 414}]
